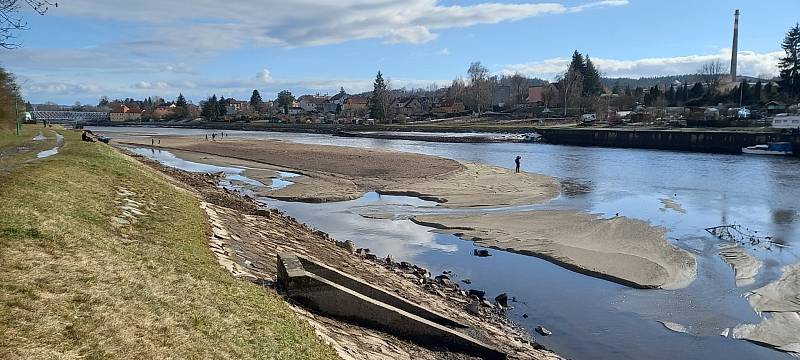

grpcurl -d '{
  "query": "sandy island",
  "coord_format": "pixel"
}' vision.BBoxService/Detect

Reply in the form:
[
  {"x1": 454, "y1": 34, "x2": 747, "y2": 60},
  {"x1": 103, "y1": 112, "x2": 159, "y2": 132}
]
[
  {"x1": 412, "y1": 211, "x2": 697, "y2": 290},
  {"x1": 116, "y1": 135, "x2": 697, "y2": 289}
]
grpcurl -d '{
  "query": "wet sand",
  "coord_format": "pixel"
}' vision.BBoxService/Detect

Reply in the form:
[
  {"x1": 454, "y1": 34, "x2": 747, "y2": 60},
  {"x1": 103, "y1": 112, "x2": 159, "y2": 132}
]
[
  {"x1": 117, "y1": 136, "x2": 559, "y2": 207},
  {"x1": 718, "y1": 245, "x2": 762, "y2": 287},
  {"x1": 412, "y1": 211, "x2": 697, "y2": 290}
]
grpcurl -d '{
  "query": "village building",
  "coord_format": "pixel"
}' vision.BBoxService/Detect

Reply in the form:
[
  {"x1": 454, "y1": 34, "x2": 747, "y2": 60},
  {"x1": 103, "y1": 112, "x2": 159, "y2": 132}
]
[
  {"x1": 341, "y1": 96, "x2": 369, "y2": 117},
  {"x1": 109, "y1": 104, "x2": 143, "y2": 122},
  {"x1": 432, "y1": 99, "x2": 465, "y2": 115},
  {"x1": 225, "y1": 99, "x2": 250, "y2": 114},
  {"x1": 393, "y1": 97, "x2": 426, "y2": 116}
]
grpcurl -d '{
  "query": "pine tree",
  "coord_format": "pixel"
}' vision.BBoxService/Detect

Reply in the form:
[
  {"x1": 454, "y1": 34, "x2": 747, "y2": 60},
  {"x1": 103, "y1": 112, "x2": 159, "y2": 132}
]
[
  {"x1": 753, "y1": 81, "x2": 763, "y2": 104},
  {"x1": 250, "y1": 89, "x2": 263, "y2": 111},
  {"x1": 739, "y1": 80, "x2": 751, "y2": 105},
  {"x1": 218, "y1": 96, "x2": 227, "y2": 117},
  {"x1": 624, "y1": 85, "x2": 632, "y2": 96},
  {"x1": 765, "y1": 81, "x2": 774, "y2": 100},
  {"x1": 689, "y1": 82, "x2": 704, "y2": 100},
  {"x1": 611, "y1": 81, "x2": 621, "y2": 95},
  {"x1": 667, "y1": 85, "x2": 677, "y2": 106},
  {"x1": 778, "y1": 23, "x2": 800, "y2": 99},
  {"x1": 370, "y1": 71, "x2": 390, "y2": 122},
  {"x1": 176, "y1": 93, "x2": 187, "y2": 108},
  {"x1": 202, "y1": 95, "x2": 219, "y2": 120},
  {"x1": 681, "y1": 84, "x2": 689, "y2": 102},
  {"x1": 581, "y1": 56, "x2": 602, "y2": 96}
]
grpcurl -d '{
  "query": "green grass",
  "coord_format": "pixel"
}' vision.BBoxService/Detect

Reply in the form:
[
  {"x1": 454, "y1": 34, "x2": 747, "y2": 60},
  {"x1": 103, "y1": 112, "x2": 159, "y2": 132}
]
[{"x1": 0, "y1": 128, "x2": 337, "y2": 359}]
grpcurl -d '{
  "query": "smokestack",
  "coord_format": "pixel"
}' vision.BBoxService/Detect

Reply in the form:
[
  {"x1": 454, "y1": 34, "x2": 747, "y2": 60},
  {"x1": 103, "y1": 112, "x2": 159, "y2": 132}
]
[{"x1": 731, "y1": 9, "x2": 739, "y2": 82}]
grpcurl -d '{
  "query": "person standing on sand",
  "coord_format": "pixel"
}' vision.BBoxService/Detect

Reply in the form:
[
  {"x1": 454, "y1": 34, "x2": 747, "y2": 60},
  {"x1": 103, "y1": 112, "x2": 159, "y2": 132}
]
[
  {"x1": 515, "y1": 156, "x2": 521, "y2": 173},
  {"x1": 212, "y1": 133, "x2": 216, "y2": 141},
  {"x1": 151, "y1": 138, "x2": 154, "y2": 146},
  {"x1": 205, "y1": 134, "x2": 208, "y2": 141}
]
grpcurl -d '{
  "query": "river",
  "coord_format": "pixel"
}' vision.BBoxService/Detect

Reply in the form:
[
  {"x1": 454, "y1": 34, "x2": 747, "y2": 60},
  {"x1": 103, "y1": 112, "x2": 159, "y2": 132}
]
[{"x1": 92, "y1": 126, "x2": 799, "y2": 360}]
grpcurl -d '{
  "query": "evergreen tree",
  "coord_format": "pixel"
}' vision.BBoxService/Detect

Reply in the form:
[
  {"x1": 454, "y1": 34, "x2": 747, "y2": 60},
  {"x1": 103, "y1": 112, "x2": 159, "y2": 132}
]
[
  {"x1": 689, "y1": 82, "x2": 704, "y2": 100},
  {"x1": 778, "y1": 23, "x2": 800, "y2": 99},
  {"x1": 569, "y1": 50, "x2": 585, "y2": 74},
  {"x1": 667, "y1": 85, "x2": 677, "y2": 106},
  {"x1": 764, "y1": 81, "x2": 774, "y2": 100},
  {"x1": 370, "y1": 71, "x2": 391, "y2": 122},
  {"x1": 581, "y1": 56, "x2": 602, "y2": 96},
  {"x1": 624, "y1": 85, "x2": 632, "y2": 96},
  {"x1": 249, "y1": 89, "x2": 263, "y2": 111},
  {"x1": 176, "y1": 93, "x2": 187, "y2": 108},
  {"x1": 680, "y1": 84, "x2": 688, "y2": 103},
  {"x1": 201, "y1": 94, "x2": 219, "y2": 120},
  {"x1": 753, "y1": 81, "x2": 763, "y2": 104},
  {"x1": 611, "y1": 81, "x2": 621, "y2": 95},
  {"x1": 277, "y1": 90, "x2": 294, "y2": 114},
  {"x1": 739, "y1": 80, "x2": 751, "y2": 105},
  {"x1": 218, "y1": 96, "x2": 227, "y2": 117}
]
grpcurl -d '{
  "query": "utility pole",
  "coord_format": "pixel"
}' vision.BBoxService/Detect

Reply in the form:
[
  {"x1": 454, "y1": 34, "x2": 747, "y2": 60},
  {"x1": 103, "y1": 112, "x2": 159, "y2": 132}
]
[
  {"x1": 730, "y1": 9, "x2": 740, "y2": 83},
  {"x1": 15, "y1": 100, "x2": 20, "y2": 135}
]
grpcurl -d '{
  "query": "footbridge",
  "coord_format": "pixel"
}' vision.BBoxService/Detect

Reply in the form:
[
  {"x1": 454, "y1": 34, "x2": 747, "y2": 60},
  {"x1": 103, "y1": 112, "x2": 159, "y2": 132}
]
[{"x1": 30, "y1": 111, "x2": 109, "y2": 124}]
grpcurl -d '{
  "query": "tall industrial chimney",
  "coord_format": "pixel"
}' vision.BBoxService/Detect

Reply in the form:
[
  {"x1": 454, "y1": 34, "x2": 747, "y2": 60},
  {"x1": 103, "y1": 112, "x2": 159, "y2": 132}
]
[{"x1": 731, "y1": 9, "x2": 739, "y2": 82}]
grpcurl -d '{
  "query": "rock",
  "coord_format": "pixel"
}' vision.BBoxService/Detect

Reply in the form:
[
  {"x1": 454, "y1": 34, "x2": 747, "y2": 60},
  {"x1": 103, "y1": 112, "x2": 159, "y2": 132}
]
[
  {"x1": 468, "y1": 289, "x2": 486, "y2": 299},
  {"x1": 522, "y1": 314, "x2": 529, "y2": 319},
  {"x1": 481, "y1": 299, "x2": 495, "y2": 308},
  {"x1": 495, "y1": 293, "x2": 509, "y2": 307},
  {"x1": 400, "y1": 261, "x2": 412, "y2": 269},
  {"x1": 335, "y1": 240, "x2": 356, "y2": 253},
  {"x1": 434, "y1": 274, "x2": 450, "y2": 282},
  {"x1": 720, "y1": 328, "x2": 730, "y2": 337},
  {"x1": 473, "y1": 249, "x2": 491, "y2": 257},
  {"x1": 535, "y1": 326, "x2": 552, "y2": 336},
  {"x1": 658, "y1": 321, "x2": 688, "y2": 334},
  {"x1": 385, "y1": 254, "x2": 394, "y2": 265},
  {"x1": 466, "y1": 302, "x2": 481, "y2": 315},
  {"x1": 365, "y1": 254, "x2": 378, "y2": 261},
  {"x1": 461, "y1": 279, "x2": 472, "y2": 285}
]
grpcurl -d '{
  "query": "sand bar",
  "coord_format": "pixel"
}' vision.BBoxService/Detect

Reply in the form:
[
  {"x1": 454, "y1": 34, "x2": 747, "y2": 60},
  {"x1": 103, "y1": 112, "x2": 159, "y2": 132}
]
[{"x1": 412, "y1": 211, "x2": 697, "y2": 289}]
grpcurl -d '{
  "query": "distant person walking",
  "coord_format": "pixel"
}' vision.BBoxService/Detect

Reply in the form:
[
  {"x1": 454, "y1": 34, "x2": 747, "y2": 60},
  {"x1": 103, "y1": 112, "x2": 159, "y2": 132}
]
[
  {"x1": 515, "y1": 156, "x2": 521, "y2": 173},
  {"x1": 205, "y1": 134, "x2": 208, "y2": 141},
  {"x1": 212, "y1": 133, "x2": 216, "y2": 141},
  {"x1": 151, "y1": 138, "x2": 154, "y2": 146}
]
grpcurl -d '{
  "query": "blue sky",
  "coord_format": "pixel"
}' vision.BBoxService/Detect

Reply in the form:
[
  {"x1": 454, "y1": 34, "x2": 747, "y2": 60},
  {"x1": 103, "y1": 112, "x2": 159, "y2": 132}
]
[{"x1": 1, "y1": 0, "x2": 797, "y2": 104}]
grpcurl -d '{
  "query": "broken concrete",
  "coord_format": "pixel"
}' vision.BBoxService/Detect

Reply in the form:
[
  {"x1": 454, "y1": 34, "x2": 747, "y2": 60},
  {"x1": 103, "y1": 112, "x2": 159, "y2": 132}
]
[{"x1": 278, "y1": 253, "x2": 506, "y2": 359}]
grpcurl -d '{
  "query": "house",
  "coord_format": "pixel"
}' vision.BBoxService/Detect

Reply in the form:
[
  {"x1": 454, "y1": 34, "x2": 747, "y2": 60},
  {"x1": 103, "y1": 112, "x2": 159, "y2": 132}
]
[
  {"x1": 766, "y1": 101, "x2": 787, "y2": 114},
  {"x1": 152, "y1": 105, "x2": 174, "y2": 119},
  {"x1": 286, "y1": 106, "x2": 303, "y2": 115},
  {"x1": 225, "y1": 99, "x2": 250, "y2": 114},
  {"x1": 298, "y1": 95, "x2": 328, "y2": 113},
  {"x1": 493, "y1": 85, "x2": 511, "y2": 107},
  {"x1": 321, "y1": 102, "x2": 339, "y2": 114},
  {"x1": 526, "y1": 86, "x2": 550, "y2": 106},
  {"x1": 341, "y1": 96, "x2": 369, "y2": 116},
  {"x1": 393, "y1": 97, "x2": 426, "y2": 116},
  {"x1": 329, "y1": 91, "x2": 349, "y2": 105},
  {"x1": 109, "y1": 104, "x2": 143, "y2": 122},
  {"x1": 771, "y1": 114, "x2": 800, "y2": 129},
  {"x1": 432, "y1": 99, "x2": 465, "y2": 114}
]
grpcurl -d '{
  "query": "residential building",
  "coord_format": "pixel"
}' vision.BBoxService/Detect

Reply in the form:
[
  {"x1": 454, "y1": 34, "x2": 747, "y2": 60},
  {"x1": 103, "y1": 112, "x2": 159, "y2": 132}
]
[
  {"x1": 329, "y1": 91, "x2": 349, "y2": 105},
  {"x1": 109, "y1": 104, "x2": 143, "y2": 122},
  {"x1": 225, "y1": 99, "x2": 250, "y2": 114},
  {"x1": 341, "y1": 96, "x2": 369, "y2": 116},
  {"x1": 432, "y1": 99, "x2": 465, "y2": 114},
  {"x1": 393, "y1": 97, "x2": 426, "y2": 116},
  {"x1": 298, "y1": 95, "x2": 328, "y2": 113}
]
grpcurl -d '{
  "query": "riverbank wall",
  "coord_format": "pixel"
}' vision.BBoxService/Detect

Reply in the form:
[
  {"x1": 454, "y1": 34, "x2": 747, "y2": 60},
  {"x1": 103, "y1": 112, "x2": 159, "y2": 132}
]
[
  {"x1": 92, "y1": 121, "x2": 800, "y2": 156},
  {"x1": 536, "y1": 128, "x2": 800, "y2": 156}
]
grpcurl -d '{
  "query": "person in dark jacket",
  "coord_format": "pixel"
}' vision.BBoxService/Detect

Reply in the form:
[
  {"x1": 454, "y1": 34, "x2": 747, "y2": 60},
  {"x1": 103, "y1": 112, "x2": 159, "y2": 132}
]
[{"x1": 514, "y1": 156, "x2": 521, "y2": 173}]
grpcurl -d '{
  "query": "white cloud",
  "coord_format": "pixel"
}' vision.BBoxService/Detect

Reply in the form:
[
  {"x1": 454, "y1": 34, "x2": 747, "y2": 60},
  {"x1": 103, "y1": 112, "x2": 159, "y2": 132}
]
[
  {"x1": 501, "y1": 49, "x2": 783, "y2": 80},
  {"x1": 257, "y1": 69, "x2": 273, "y2": 83},
  {"x1": 438, "y1": 47, "x2": 450, "y2": 56},
  {"x1": 54, "y1": 0, "x2": 628, "y2": 47}
]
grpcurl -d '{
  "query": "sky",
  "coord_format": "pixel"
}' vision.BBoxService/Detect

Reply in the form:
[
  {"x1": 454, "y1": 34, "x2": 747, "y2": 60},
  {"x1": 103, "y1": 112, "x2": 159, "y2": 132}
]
[{"x1": 0, "y1": 0, "x2": 797, "y2": 104}]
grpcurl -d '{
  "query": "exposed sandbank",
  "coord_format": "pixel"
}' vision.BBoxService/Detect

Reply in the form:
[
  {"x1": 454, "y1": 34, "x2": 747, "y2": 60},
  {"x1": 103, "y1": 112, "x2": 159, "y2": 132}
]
[
  {"x1": 117, "y1": 136, "x2": 559, "y2": 207},
  {"x1": 718, "y1": 244, "x2": 762, "y2": 287},
  {"x1": 412, "y1": 211, "x2": 697, "y2": 290}
]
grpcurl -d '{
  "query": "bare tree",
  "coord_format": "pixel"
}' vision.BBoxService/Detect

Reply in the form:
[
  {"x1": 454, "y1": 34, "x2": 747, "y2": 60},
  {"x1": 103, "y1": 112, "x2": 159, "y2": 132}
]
[
  {"x1": 556, "y1": 65, "x2": 583, "y2": 116},
  {"x1": 467, "y1": 62, "x2": 490, "y2": 113},
  {"x1": 1, "y1": 0, "x2": 57, "y2": 49},
  {"x1": 698, "y1": 59, "x2": 728, "y2": 95}
]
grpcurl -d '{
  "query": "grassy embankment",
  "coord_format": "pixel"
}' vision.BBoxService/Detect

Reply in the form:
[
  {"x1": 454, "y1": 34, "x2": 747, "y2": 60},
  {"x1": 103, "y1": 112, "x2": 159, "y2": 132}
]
[{"x1": 0, "y1": 127, "x2": 337, "y2": 359}]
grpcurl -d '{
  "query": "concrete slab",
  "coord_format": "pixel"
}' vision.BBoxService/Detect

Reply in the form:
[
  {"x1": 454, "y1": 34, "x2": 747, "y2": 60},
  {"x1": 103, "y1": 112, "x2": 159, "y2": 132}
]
[{"x1": 277, "y1": 253, "x2": 506, "y2": 359}]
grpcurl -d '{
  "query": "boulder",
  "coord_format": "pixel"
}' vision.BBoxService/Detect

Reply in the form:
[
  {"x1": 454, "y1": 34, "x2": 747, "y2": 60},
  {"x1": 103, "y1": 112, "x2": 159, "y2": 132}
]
[
  {"x1": 535, "y1": 326, "x2": 552, "y2": 336},
  {"x1": 466, "y1": 302, "x2": 481, "y2": 315},
  {"x1": 473, "y1": 249, "x2": 491, "y2": 257},
  {"x1": 468, "y1": 289, "x2": 486, "y2": 299},
  {"x1": 495, "y1": 293, "x2": 509, "y2": 307}
]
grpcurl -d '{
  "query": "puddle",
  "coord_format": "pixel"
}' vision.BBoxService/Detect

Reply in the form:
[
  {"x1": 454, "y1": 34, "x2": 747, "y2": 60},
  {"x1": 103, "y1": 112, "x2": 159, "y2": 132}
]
[
  {"x1": 36, "y1": 133, "x2": 64, "y2": 158},
  {"x1": 32, "y1": 132, "x2": 46, "y2": 141}
]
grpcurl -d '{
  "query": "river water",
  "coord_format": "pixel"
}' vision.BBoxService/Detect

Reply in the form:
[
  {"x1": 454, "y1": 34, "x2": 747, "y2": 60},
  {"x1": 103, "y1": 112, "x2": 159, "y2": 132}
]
[{"x1": 93, "y1": 126, "x2": 799, "y2": 360}]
